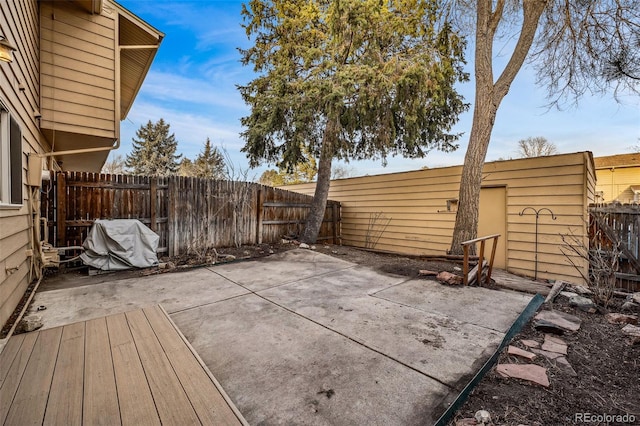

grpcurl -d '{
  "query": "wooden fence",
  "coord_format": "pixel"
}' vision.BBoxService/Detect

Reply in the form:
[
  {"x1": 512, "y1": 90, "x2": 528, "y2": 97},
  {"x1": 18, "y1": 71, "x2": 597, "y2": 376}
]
[
  {"x1": 589, "y1": 203, "x2": 640, "y2": 290},
  {"x1": 41, "y1": 172, "x2": 340, "y2": 257}
]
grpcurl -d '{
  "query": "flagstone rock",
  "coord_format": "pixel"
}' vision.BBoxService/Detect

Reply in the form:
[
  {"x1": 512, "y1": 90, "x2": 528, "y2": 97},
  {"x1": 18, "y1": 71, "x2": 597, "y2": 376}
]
[
  {"x1": 496, "y1": 363, "x2": 550, "y2": 387},
  {"x1": 542, "y1": 334, "x2": 568, "y2": 355},
  {"x1": 530, "y1": 348, "x2": 563, "y2": 360},
  {"x1": 621, "y1": 324, "x2": 640, "y2": 345},
  {"x1": 534, "y1": 310, "x2": 581, "y2": 332},
  {"x1": 605, "y1": 313, "x2": 638, "y2": 325},
  {"x1": 569, "y1": 295, "x2": 595, "y2": 311},
  {"x1": 633, "y1": 292, "x2": 640, "y2": 304},
  {"x1": 436, "y1": 271, "x2": 463, "y2": 286},
  {"x1": 520, "y1": 339, "x2": 540, "y2": 348},
  {"x1": 533, "y1": 320, "x2": 565, "y2": 335},
  {"x1": 507, "y1": 345, "x2": 536, "y2": 360},
  {"x1": 555, "y1": 356, "x2": 577, "y2": 376}
]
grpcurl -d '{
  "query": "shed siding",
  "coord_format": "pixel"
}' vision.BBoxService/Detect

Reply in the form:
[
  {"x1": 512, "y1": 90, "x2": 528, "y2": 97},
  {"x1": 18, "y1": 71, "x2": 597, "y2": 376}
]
[
  {"x1": 40, "y1": 0, "x2": 116, "y2": 139},
  {"x1": 0, "y1": 0, "x2": 41, "y2": 327},
  {"x1": 288, "y1": 152, "x2": 593, "y2": 284}
]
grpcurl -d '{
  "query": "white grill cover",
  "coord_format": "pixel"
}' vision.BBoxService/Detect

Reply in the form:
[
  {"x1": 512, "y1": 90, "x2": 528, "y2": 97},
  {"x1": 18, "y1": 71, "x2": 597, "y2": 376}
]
[{"x1": 80, "y1": 219, "x2": 159, "y2": 270}]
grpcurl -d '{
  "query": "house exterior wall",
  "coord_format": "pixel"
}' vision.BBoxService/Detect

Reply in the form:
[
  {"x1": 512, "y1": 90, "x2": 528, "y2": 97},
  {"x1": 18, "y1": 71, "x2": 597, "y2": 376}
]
[
  {"x1": 287, "y1": 152, "x2": 594, "y2": 284},
  {"x1": 595, "y1": 166, "x2": 639, "y2": 203},
  {"x1": 40, "y1": 0, "x2": 117, "y2": 139},
  {"x1": 0, "y1": 0, "x2": 160, "y2": 329},
  {"x1": 0, "y1": 0, "x2": 42, "y2": 327}
]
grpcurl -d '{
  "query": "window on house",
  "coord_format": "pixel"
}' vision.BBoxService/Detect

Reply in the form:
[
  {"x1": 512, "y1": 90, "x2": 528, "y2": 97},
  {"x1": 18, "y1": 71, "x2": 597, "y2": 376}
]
[{"x1": 0, "y1": 102, "x2": 23, "y2": 206}]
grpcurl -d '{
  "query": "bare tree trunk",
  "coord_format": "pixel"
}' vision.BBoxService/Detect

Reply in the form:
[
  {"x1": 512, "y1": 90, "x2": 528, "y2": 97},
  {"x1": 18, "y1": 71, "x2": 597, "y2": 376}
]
[
  {"x1": 450, "y1": 95, "x2": 498, "y2": 254},
  {"x1": 450, "y1": 0, "x2": 548, "y2": 255},
  {"x1": 301, "y1": 116, "x2": 338, "y2": 244}
]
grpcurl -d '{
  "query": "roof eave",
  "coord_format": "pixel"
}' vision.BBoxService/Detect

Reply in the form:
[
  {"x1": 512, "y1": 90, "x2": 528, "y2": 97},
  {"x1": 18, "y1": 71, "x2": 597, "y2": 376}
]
[{"x1": 113, "y1": 0, "x2": 164, "y2": 119}]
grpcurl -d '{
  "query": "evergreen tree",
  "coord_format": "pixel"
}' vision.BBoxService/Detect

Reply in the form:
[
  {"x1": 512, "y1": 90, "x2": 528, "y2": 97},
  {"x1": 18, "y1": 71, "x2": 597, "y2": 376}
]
[
  {"x1": 125, "y1": 119, "x2": 182, "y2": 176},
  {"x1": 178, "y1": 158, "x2": 197, "y2": 177},
  {"x1": 240, "y1": 0, "x2": 468, "y2": 243},
  {"x1": 194, "y1": 138, "x2": 226, "y2": 179}
]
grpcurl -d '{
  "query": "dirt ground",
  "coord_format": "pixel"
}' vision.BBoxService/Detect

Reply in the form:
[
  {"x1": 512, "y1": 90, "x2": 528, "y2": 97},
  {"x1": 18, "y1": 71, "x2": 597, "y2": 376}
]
[
  {"x1": 5, "y1": 243, "x2": 639, "y2": 425},
  {"x1": 451, "y1": 295, "x2": 640, "y2": 426},
  {"x1": 168, "y1": 241, "x2": 461, "y2": 277}
]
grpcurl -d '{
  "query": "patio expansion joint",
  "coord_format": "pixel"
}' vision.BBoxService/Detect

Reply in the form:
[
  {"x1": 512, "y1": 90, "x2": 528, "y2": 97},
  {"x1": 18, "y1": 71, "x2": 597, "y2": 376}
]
[
  {"x1": 208, "y1": 269, "x2": 457, "y2": 393},
  {"x1": 167, "y1": 291, "x2": 252, "y2": 315},
  {"x1": 206, "y1": 263, "x2": 358, "y2": 293}
]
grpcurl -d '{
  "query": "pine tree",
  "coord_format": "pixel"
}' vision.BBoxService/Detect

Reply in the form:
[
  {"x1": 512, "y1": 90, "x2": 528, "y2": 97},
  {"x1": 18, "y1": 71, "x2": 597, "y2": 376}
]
[
  {"x1": 194, "y1": 138, "x2": 226, "y2": 179},
  {"x1": 178, "y1": 158, "x2": 197, "y2": 177},
  {"x1": 240, "y1": 0, "x2": 468, "y2": 243},
  {"x1": 125, "y1": 119, "x2": 182, "y2": 176}
]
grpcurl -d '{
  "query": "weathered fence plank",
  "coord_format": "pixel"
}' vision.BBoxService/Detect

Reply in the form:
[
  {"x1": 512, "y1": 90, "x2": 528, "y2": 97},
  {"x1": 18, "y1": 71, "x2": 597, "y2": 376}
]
[
  {"x1": 42, "y1": 172, "x2": 340, "y2": 259},
  {"x1": 56, "y1": 172, "x2": 66, "y2": 248},
  {"x1": 589, "y1": 203, "x2": 640, "y2": 290}
]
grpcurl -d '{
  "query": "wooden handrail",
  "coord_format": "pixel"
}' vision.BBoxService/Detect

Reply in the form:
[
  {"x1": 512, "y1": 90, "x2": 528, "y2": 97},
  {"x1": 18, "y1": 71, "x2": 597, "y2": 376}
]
[
  {"x1": 462, "y1": 234, "x2": 500, "y2": 286},
  {"x1": 460, "y1": 233, "x2": 501, "y2": 247}
]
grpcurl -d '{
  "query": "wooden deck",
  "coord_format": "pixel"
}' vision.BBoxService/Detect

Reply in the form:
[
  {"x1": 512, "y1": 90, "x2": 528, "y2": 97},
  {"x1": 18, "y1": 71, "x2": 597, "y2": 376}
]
[{"x1": 0, "y1": 306, "x2": 247, "y2": 426}]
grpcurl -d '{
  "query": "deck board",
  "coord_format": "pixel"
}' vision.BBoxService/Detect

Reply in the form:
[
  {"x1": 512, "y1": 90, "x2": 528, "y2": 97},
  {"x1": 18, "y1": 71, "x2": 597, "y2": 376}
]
[
  {"x1": 0, "y1": 333, "x2": 26, "y2": 387},
  {"x1": 144, "y1": 305, "x2": 244, "y2": 425},
  {"x1": 126, "y1": 309, "x2": 202, "y2": 425},
  {"x1": 5, "y1": 327, "x2": 62, "y2": 425},
  {"x1": 0, "y1": 306, "x2": 246, "y2": 425},
  {"x1": 44, "y1": 322, "x2": 85, "y2": 426},
  {"x1": 84, "y1": 317, "x2": 121, "y2": 425},
  {"x1": 0, "y1": 332, "x2": 38, "y2": 424},
  {"x1": 106, "y1": 313, "x2": 160, "y2": 426}
]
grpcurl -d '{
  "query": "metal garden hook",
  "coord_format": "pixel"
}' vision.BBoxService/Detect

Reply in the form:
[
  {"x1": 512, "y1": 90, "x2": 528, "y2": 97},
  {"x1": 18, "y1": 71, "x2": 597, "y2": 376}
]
[{"x1": 519, "y1": 207, "x2": 557, "y2": 280}]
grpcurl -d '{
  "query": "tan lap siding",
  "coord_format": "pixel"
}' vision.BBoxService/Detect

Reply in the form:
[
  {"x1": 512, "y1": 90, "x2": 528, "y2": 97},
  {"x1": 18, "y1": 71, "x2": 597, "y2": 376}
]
[
  {"x1": 40, "y1": 0, "x2": 116, "y2": 139},
  {"x1": 1, "y1": 0, "x2": 42, "y2": 327},
  {"x1": 0, "y1": 216, "x2": 31, "y2": 325},
  {"x1": 286, "y1": 152, "x2": 593, "y2": 284}
]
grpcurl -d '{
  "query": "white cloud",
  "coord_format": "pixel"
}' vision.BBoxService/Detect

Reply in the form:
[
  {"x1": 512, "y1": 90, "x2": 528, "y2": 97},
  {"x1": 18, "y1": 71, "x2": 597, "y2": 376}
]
[{"x1": 122, "y1": 101, "x2": 247, "y2": 162}]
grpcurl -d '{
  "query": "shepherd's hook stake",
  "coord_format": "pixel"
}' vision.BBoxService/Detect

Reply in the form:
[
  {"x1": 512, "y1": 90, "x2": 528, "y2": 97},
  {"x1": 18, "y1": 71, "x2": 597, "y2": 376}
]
[{"x1": 519, "y1": 207, "x2": 556, "y2": 280}]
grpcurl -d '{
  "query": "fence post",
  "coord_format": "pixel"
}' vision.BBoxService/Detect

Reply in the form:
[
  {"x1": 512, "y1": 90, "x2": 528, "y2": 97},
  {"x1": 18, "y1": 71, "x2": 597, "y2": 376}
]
[
  {"x1": 167, "y1": 177, "x2": 175, "y2": 257},
  {"x1": 256, "y1": 189, "x2": 264, "y2": 244},
  {"x1": 56, "y1": 172, "x2": 66, "y2": 247},
  {"x1": 332, "y1": 202, "x2": 339, "y2": 244},
  {"x1": 150, "y1": 177, "x2": 157, "y2": 232}
]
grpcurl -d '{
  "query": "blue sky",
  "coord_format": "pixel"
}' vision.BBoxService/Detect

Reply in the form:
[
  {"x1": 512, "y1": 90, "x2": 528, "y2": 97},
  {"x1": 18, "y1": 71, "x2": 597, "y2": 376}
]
[{"x1": 117, "y1": 0, "x2": 640, "y2": 177}]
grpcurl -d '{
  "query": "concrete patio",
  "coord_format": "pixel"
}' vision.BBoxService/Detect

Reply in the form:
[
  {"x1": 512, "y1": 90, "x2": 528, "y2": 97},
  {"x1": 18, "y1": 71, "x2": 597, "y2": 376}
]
[{"x1": 27, "y1": 249, "x2": 533, "y2": 425}]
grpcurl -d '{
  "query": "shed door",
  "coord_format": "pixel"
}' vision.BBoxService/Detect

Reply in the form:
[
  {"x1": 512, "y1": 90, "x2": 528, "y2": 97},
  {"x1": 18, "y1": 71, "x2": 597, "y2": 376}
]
[{"x1": 478, "y1": 187, "x2": 507, "y2": 269}]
